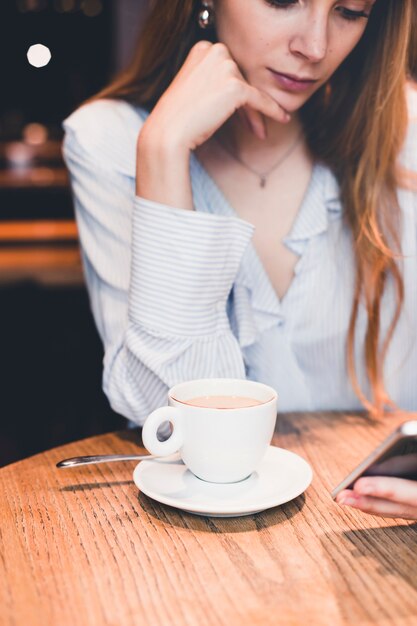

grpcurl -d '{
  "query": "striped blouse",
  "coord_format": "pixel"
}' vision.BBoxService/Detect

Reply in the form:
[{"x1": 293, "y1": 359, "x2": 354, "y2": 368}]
[{"x1": 63, "y1": 89, "x2": 417, "y2": 425}]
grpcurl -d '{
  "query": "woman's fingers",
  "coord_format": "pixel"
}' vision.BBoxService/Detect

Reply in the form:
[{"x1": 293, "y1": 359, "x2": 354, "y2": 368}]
[
  {"x1": 354, "y1": 476, "x2": 417, "y2": 506},
  {"x1": 335, "y1": 478, "x2": 417, "y2": 520},
  {"x1": 241, "y1": 105, "x2": 267, "y2": 139},
  {"x1": 177, "y1": 40, "x2": 213, "y2": 80},
  {"x1": 152, "y1": 40, "x2": 291, "y2": 152},
  {"x1": 185, "y1": 41, "x2": 290, "y2": 133},
  {"x1": 188, "y1": 40, "x2": 213, "y2": 64},
  {"x1": 244, "y1": 83, "x2": 291, "y2": 125},
  {"x1": 227, "y1": 53, "x2": 290, "y2": 133},
  {"x1": 238, "y1": 87, "x2": 290, "y2": 139},
  {"x1": 241, "y1": 85, "x2": 290, "y2": 138},
  {"x1": 336, "y1": 491, "x2": 417, "y2": 519},
  {"x1": 236, "y1": 107, "x2": 253, "y2": 134}
]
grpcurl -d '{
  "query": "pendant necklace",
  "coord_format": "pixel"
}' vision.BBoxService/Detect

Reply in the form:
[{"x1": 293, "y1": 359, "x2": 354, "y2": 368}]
[{"x1": 215, "y1": 131, "x2": 303, "y2": 188}]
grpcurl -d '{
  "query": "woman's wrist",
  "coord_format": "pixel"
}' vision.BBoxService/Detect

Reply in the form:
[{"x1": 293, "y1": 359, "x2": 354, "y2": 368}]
[
  {"x1": 137, "y1": 124, "x2": 191, "y2": 161},
  {"x1": 136, "y1": 131, "x2": 193, "y2": 209}
]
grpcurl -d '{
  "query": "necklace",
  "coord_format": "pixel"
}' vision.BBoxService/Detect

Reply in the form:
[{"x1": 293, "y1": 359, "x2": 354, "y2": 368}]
[{"x1": 215, "y1": 131, "x2": 303, "y2": 188}]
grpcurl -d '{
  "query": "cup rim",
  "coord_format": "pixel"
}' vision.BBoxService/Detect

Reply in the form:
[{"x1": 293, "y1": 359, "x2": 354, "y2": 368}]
[{"x1": 169, "y1": 378, "x2": 278, "y2": 410}]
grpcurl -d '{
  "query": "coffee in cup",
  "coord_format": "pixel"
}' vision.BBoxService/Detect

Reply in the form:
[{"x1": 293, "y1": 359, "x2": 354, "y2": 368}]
[{"x1": 183, "y1": 396, "x2": 263, "y2": 409}]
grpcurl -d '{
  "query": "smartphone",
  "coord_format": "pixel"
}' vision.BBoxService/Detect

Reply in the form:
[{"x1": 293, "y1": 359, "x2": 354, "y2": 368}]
[{"x1": 331, "y1": 420, "x2": 417, "y2": 499}]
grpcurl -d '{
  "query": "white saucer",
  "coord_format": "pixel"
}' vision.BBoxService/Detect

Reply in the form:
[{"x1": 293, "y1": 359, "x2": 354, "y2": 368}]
[{"x1": 133, "y1": 446, "x2": 313, "y2": 517}]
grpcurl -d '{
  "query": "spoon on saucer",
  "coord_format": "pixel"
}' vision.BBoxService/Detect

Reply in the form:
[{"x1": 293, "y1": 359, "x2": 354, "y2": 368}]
[{"x1": 56, "y1": 453, "x2": 158, "y2": 468}]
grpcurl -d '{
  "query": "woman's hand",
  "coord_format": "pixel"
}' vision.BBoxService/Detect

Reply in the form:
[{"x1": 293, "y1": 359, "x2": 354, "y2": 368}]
[
  {"x1": 139, "y1": 40, "x2": 290, "y2": 153},
  {"x1": 336, "y1": 477, "x2": 417, "y2": 520}
]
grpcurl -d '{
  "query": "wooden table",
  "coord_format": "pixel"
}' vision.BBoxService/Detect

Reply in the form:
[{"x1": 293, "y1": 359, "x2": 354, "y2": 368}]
[{"x1": 1, "y1": 412, "x2": 417, "y2": 626}]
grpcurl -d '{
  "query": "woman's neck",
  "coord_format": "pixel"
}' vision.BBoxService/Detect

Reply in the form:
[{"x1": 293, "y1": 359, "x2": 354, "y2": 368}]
[{"x1": 216, "y1": 112, "x2": 304, "y2": 165}]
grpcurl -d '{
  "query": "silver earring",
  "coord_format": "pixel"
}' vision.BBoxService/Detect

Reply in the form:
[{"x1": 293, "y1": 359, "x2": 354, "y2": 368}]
[{"x1": 198, "y1": 2, "x2": 214, "y2": 29}]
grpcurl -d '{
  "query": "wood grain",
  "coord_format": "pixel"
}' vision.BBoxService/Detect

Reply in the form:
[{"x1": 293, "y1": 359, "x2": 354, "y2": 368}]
[{"x1": 1, "y1": 412, "x2": 416, "y2": 626}]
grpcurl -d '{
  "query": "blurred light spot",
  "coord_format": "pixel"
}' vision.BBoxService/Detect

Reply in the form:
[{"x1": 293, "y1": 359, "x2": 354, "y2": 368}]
[
  {"x1": 81, "y1": 0, "x2": 102, "y2": 17},
  {"x1": 5, "y1": 142, "x2": 33, "y2": 168},
  {"x1": 54, "y1": 0, "x2": 76, "y2": 12},
  {"x1": 17, "y1": 0, "x2": 47, "y2": 12},
  {"x1": 23, "y1": 123, "x2": 48, "y2": 146},
  {"x1": 27, "y1": 44, "x2": 52, "y2": 68}
]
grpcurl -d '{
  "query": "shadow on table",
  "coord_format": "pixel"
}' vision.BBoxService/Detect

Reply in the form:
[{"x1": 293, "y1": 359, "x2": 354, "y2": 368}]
[
  {"x1": 61, "y1": 480, "x2": 133, "y2": 492},
  {"x1": 342, "y1": 523, "x2": 417, "y2": 589},
  {"x1": 321, "y1": 522, "x2": 417, "y2": 622},
  {"x1": 138, "y1": 492, "x2": 306, "y2": 533}
]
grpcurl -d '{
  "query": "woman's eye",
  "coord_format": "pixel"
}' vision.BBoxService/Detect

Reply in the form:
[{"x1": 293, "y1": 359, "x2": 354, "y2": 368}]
[
  {"x1": 336, "y1": 7, "x2": 370, "y2": 21},
  {"x1": 265, "y1": 1, "x2": 369, "y2": 21},
  {"x1": 265, "y1": 0, "x2": 298, "y2": 8}
]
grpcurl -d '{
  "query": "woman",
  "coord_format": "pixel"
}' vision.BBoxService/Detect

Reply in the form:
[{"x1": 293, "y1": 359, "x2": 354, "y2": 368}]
[{"x1": 63, "y1": 0, "x2": 417, "y2": 518}]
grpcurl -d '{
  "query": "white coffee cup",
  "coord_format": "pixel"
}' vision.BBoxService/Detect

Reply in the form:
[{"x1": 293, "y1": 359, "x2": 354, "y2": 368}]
[{"x1": 142, "y1": 378, "x2": 278, "y2": 483}]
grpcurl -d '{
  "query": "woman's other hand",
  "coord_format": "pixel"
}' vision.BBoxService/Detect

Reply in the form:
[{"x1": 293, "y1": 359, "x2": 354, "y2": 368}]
[{"x1": 336, "y1": 477, "x2": 417, "y2": 520}]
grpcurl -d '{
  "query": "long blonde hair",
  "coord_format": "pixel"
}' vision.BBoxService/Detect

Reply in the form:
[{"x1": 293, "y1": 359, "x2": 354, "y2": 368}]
[{"x1": 96, "y1": 0, "x2": 415, "y2": 416}]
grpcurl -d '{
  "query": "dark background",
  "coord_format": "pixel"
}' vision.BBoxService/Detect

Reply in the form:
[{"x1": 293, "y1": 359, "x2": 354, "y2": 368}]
[
  {"x1": 0, "y1": 0, "x2": 146, "y2": 466},
  {"x1": 1, "y1": 1, "x2": 111, "y2": 131}
]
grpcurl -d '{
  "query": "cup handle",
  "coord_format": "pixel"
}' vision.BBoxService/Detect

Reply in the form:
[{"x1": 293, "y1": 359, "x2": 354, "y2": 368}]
[{"x1": 142, "y1": 406, "x2": 184, "y2": 456}]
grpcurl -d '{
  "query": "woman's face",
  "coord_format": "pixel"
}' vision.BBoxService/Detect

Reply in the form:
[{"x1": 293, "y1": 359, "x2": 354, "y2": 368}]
[{"x1": 213, "y1": 0, "x2": 376, "y2": 113}]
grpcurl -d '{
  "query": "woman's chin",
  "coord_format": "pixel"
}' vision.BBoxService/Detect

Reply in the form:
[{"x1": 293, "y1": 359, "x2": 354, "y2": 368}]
[{"x1": 271, "y1": 90, "x2": 312, "y2": 115}]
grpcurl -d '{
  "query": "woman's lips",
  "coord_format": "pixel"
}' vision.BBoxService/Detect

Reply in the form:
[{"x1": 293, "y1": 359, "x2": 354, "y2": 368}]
[{"x1": 269, "y1": 69, "x2": 317, "y2": 93}]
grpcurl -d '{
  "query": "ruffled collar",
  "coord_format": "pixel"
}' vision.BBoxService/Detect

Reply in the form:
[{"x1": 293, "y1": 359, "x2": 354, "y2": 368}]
[
  {"x1": 191, "y1": 153, "x2": 343, "y2": 346},
  {"x1": 285, "y1": 163, "x2": 342, "y2": 244}
]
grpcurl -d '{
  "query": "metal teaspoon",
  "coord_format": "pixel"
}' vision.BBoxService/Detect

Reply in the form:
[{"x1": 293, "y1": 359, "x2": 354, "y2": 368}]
[{"x1": 56, "y1": 453, "x2": 158, "y2": 468}]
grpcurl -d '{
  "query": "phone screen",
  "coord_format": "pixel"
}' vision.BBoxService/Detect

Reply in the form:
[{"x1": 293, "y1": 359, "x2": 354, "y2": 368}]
[{"x1": 346, "y1": 436, "x2": 417, "y2": 489}]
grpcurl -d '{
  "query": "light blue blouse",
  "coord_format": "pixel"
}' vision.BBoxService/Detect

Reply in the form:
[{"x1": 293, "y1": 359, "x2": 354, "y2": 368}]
[{"x1": 63, "y1": 89, "x2": 417, "y2": 424}]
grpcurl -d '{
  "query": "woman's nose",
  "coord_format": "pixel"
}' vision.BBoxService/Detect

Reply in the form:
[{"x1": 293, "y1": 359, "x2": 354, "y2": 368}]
[{"x1": 289, "y1": 15, "x2": 328, "y2": 63}]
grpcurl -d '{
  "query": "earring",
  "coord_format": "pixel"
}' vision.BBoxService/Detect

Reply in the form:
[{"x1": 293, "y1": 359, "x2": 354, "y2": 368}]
[{"x1": 198, "y1": 2, "x2": 214, "y2": 29}]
